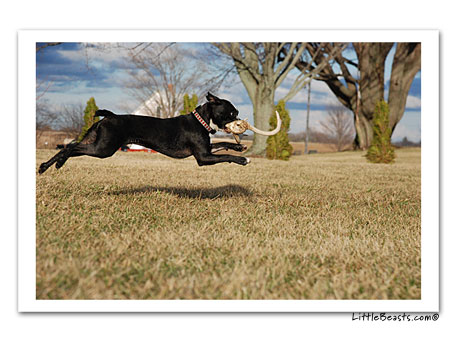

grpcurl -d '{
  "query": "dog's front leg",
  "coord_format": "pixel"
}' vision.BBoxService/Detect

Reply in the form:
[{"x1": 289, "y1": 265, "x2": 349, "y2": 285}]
[
  {"x1": 210, "y1": 142, "x2": 247, "y2": 153},
  {"x1": 194, "y1": 152, "x2": 250, "y2": 166}
]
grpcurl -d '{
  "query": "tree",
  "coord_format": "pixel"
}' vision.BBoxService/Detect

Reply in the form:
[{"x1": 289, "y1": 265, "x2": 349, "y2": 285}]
[
  {"x1": 366, "y1": 100, "x2": 395, "y2": 163},
  {"x1": 36, "y1": 100, "x2": 58, "y2": 131},
  {"x1": 77, "y1": 97, "x2": 99, "y2": 142},
  {"x1": 213, "y1": 43, "x2": 346, "y2": 156},
  {"x1": 266, "y1": 101, "x2": 293, "y2": 160},
  {"x1": 126, "y1": 43, "x2": 224, "y2": 118},
  {"x1": 320, "y1": 102, "x2": 355, "y2": 151},
  {"x1": 60, "y1": 103, "x2": 85, "y2": 137},
  {"x1": 295, "y1": 43, "x2": 421, "y2": 150},
  {"x1": 387, "y1": 44, "x2": 421, "y2": 131},
  {"x1": 36, "y1": 100, "x2": 59, "y2": 144},
  {"x1": 180, "y1": 93, "x2": 199, "y2": 115}
]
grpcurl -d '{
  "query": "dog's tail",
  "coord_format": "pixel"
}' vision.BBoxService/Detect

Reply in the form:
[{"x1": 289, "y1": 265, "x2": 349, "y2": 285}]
[{"x1": 95, "y1": 109, "x2": 116, "y2": 117}]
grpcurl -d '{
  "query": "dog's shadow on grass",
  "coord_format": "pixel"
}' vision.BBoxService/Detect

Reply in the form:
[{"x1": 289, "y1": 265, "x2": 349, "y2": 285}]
[{"x1": 109, "y1": 184, "x2": 253, "y2": 199}]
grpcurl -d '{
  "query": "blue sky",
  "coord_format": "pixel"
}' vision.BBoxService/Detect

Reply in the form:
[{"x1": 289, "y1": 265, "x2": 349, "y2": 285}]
[{"x1": 36, "y1": 42, "x2": 421, "y2": 142}]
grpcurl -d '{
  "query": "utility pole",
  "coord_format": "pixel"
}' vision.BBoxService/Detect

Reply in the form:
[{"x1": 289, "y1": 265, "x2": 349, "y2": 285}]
[{"x1": 304, "y1": 81, "x2": 311, "y2": 154}]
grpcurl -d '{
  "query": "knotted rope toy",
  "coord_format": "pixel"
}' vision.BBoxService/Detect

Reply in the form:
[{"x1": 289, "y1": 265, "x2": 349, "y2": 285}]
[
  {"x1": 224, "y1": 111, "x2": 282, "y2": 144},
  {"x1": 224, "y1": 119, "x2": 250, "y2": 143}
]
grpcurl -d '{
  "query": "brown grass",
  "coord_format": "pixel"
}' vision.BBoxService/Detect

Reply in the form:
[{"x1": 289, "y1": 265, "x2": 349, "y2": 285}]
[
  {"x1": 212, "y1": 137, "x2": 350, "y2": 154},
  {"x1": 36, "y1": 148, "x2": 421, "y2": 300}
]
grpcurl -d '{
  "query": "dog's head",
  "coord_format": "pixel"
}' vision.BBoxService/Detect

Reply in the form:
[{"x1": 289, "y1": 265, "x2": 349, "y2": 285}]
[{"x1": 205, "y1": 92, "x2": 240, "y2": 132}]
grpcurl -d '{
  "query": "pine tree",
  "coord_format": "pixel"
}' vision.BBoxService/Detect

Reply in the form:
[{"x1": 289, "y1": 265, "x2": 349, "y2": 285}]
[
  {"x1": 77, "y1": 97, "x2": 99, "y2": 142},
  {"x1": 266, "y1": 100, "x2": 293, "y2": 161},
  {"x1": 366, "y1": 100, "x2": 396, "y2": 163},
  {"x1": 180, "y1": 93, "x2": 199, "y2": 115}
]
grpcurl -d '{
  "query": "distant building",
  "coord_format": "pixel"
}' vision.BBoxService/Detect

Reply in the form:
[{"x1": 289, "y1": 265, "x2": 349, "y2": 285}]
[{"x1": 133, "y1": 84, "x2": 180, "y2": 118}]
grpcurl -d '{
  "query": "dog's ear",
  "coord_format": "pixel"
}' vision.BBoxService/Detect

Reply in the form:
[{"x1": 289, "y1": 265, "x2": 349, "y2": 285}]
[{"x1": 206, "y1": 92, "x2": 221, "y2": 104}]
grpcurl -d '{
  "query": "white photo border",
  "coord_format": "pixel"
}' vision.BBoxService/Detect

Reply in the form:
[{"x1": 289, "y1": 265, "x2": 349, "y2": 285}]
[{"x1": 18, "y1": 30, "x2": 439, "y2": 312}]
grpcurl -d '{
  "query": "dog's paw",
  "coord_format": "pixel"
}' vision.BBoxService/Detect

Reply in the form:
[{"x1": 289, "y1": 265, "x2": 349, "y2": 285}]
[
  {"x1": 234, "y1": 144, "x2": 248, "y2": 152},
  {"x1": 38, "y1": 163, "x2": 48, "y2": 174},
  {"x1": 244, "y1": 157, "x2": 251, "y2": 165}
]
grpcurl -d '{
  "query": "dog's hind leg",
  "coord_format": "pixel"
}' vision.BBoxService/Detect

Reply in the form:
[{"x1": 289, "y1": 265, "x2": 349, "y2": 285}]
[
  {"x1": 38, "y1": 142, "x2": 79, "y2": 174},
  {"x1": 39, "y1": 119, "x2": 124, "y2": 173},
  {"x1": 39, "y1": 120, "x2": 104, "y2": 174},
  {"x1": 54, "y1": 143, "x2": 120, "y2": 170},
  {"x1": 54, "y1": 134, "x2": 124, "y2": 170}
]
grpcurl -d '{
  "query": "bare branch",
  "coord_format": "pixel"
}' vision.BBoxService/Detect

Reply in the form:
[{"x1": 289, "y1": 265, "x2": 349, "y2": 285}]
[
  {"x1": 320, "y1": 102, "x2": 355, "y2": 151},
  {"x1": 274, "y1": 42, "x2": 301, "y2": 82},
  {"x1": 281, "y1": 43, "x2": 347, "y2": 103},
  {"x1": 36, "y1": 80, "x2": 54, "y2": 101},
  {"x1": 36, "y1": 43, "x2": 62, "y2": 52},
  {"x1": 213, "y1": 43, "x2": 262, "y2": 85}
]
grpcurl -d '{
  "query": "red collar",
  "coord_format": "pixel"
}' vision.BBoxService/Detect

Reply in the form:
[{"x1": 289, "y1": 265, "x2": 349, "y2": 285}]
[{"x1": 192, "y1": 110, "x2": 216, "y2": 134}]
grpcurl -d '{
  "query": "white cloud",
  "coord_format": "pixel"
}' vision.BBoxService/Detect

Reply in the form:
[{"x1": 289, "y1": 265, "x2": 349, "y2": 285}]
[
  {"x1": 406, "y1": 95, "x2": 421, "y2": 109},
  {"x1": 219, "y1": 80, "x2": 247, "y2": 104},
  {"x1": 218, "y1": 88, "x2": 245, "y2": 104},
  {"x1": 275, "y1": 77, "x2": 341, "y2": 107},
  {"x1": 57, "y1": 49, "x2": 83, "y2": 62},
  {"x1": 392, "y1": 123, "x2": 421, "y2": 142},
  {"x1": 58, "y1": 43, "x2": 133, "y2": 64}
]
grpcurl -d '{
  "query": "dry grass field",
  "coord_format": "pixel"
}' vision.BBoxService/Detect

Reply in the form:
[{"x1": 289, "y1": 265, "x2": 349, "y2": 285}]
[
  {"x1": 36, "y1": 148, "x2": 421, "y2": 300},
  {"x1": 211, "y1": 138, "x2": 351, "y2": 154}
]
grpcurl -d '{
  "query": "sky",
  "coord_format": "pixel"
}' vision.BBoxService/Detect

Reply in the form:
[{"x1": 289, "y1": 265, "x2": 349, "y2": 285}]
[{"x1": 36, "y1": 42, "x2": 421, "y2": 142}]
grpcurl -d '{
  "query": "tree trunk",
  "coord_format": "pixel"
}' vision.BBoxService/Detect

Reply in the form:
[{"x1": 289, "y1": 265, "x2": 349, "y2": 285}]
[
  {"x1": 354, "y1": 111, "x2": 373, "y2": 150},
  {"x1": 352, "y1": 43, "x2": 393, "y2": 149},
  {"x1": 246, "y1": 83, "x2": 275, "y2": 156},
  {"x1": 388, "y1": 43, "x2": 421, "y2": 131}
]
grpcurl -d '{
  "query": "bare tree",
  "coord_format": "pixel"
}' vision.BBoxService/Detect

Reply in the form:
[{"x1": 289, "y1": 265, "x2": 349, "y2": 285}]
[
  {"x1": 289, "y1": 128, "x2": 335, "y2": 145},
  {"x1": 387, "y1": 43, "x2": 421, "y2": 130},
  {"x1": 212, "y1": 43, "x2": 346, "y2": 156},
  {"x1": 36, "y1": 100, "x2": 58, "y2": 145},
  {"x1": 59, "y1": 104, "x2": 85, "y2": 138},
  {"x1": 296, "y1": 43, "x2": 421, "y2": 149},
  {"x1": 320, "y1": 102, "x2": 355, "y2": 151},
  {"x1": 125, "y1": 43, "x2": 224, "y2": 118},
  {"x1": 36, "y1": 101, "x2": 85, "y2": 141},
  {"x1": 36, "y1": 101, "x2": 58, "y2": 130}
]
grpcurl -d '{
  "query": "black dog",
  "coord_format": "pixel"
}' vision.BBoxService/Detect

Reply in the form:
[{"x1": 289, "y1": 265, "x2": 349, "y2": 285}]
[{"x1": 38, "y1": 93, "x2": 249, "y2": 174}]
